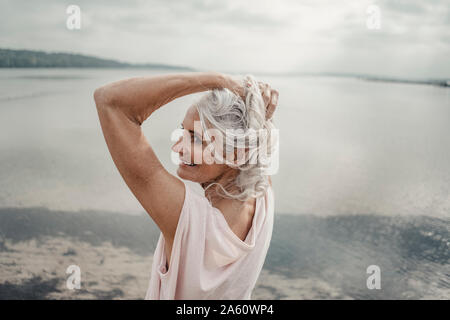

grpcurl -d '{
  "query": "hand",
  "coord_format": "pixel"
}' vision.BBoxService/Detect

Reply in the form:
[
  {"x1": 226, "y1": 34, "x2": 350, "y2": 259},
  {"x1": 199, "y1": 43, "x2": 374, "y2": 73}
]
[
  {"x1": 222, "y1": 74, "x2": 247, "y2": 100},
  {"x1": 222, "y1": 74, "x2": 279, "y2": 120},
  {"x1": 257, "y1": 81, "x2": 279, "y2": 121}
]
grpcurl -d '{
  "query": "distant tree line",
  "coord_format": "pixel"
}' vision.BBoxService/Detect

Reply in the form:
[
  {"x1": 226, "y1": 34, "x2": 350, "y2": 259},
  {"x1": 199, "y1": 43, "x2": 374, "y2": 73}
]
[{"x1": 0, "y1": 48, "x2": 193, "y2": 70}]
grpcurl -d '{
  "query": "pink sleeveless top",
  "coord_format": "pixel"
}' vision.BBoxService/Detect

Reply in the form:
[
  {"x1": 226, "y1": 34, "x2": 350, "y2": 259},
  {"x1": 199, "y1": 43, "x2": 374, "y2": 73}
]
[{"x1": 145, "y1": 180, "x2": 274, "y2": 300}]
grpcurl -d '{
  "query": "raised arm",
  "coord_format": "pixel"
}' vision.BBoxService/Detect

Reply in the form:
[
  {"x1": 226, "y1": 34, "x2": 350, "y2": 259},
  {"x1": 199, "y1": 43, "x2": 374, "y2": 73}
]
[
  {"x1": 94, "y1": 72, "x2": 237, "y2": 125},
  {"x1": 93, "y1": 72, "x2": 237, "y2": 241}
]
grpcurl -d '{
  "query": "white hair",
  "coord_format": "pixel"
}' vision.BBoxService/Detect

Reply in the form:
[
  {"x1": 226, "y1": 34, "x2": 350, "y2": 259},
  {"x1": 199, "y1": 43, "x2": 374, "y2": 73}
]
[{"x1": 195, "y1": 74, "x2": 277, "y2": 202}]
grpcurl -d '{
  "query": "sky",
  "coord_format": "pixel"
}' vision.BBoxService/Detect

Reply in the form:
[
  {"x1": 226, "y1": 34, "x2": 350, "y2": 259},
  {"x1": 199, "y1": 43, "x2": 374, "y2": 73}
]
[{"x1": 0, "y1": 0, "x2": 449, "y2": 78}]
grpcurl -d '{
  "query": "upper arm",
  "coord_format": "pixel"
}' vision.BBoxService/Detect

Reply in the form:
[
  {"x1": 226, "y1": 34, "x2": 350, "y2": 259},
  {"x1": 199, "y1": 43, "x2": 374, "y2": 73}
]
[{"x1": 94, "y1": 90, "x2": 185, "y2": 241}]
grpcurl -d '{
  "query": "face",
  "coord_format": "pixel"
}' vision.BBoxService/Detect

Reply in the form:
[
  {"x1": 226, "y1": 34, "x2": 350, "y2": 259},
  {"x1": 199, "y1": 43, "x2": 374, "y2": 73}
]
[{"x1": 171, "y1": 105, "x2": 233, "y2": 184}]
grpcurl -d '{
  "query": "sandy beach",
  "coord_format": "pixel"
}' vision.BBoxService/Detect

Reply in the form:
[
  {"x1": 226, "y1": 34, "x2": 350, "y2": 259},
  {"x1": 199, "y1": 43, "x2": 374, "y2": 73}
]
[
  {"x1": 1, "y1": 206, "x2": 448, "y2": 299},
  {"x1": 0, "y1": 207, "x2": 353, "y2": 300}
]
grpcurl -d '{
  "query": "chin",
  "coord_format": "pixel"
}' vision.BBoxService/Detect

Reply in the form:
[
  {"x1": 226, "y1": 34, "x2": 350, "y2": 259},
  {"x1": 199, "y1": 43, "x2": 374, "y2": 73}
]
[{"x1": 176, "y1": 164, "x2": 201, "y2": 182}]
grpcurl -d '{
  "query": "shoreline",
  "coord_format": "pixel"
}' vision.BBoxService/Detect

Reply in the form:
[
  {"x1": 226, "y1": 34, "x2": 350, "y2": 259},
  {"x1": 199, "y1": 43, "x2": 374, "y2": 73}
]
[{"x1": 0, "y1": 206, "x2": 448, "y2": 299}]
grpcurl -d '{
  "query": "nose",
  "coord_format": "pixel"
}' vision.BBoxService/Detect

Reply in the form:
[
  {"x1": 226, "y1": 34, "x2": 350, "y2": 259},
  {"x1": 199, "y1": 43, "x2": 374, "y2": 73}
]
[{"x1": 171, "y1": 136, "x2": 183, "y2": 154}]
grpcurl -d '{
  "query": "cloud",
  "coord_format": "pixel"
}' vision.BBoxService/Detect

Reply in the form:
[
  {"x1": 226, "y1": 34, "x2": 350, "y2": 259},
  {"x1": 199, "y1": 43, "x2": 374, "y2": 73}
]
[{"x1": 0, "y1": 0, "x2": 448, "y2": 77}]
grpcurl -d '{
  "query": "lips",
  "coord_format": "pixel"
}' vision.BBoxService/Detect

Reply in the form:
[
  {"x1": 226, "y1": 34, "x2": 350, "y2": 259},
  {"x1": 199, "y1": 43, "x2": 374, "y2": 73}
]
[{"x1": 180, "y1": 160, "x2": 197, "y2": 167}]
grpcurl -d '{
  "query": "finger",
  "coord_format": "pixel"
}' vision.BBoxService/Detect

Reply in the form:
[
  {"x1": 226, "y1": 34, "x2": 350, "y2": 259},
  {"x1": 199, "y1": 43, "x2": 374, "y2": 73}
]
[
  {"x1": 266, "y1": 103, "x2": 276, "y2": 120},
  {"x1": 260, "y1": 83, "x2": 271, "y2": 105},
  {"x1": 270, "y1": 89, "x2": 279, "y2": 106},
  {"x1": 258, "y1": 81, "x2": 266, "y2": 90},
  {"x1": 258, "y1": 82, "x2": 266, "y2": 93},
  {"x1": 266, "y1": 90, "x2": 278, "y2": 120},
  {"x1": 265, "y1": 86, "x2": 271, "y2": 98},
  {"x1": 259, "y1": 82, "x2": 269, "y2": 91}
]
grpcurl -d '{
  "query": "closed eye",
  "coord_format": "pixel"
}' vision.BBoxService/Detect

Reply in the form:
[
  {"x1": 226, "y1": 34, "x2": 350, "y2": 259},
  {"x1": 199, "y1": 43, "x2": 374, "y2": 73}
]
[{"x1": 181, "y1": 123, "x2": 203, "y2": 145}]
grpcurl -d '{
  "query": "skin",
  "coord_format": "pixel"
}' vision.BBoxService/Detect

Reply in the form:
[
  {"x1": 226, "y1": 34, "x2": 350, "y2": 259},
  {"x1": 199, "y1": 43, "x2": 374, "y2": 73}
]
[
  {"x1": 172, "y1": 105, "x2": 231, "y2": 186},
  {"x1": 94, "y1": 72, "x2": 278, "y2": 270}
]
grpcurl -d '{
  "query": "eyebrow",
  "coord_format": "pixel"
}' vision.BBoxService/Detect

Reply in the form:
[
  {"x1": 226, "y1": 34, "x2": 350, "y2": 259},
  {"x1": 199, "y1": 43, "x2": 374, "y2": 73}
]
[{"x1": 181, "y1": 123, "x2": 203, "y2": 139}]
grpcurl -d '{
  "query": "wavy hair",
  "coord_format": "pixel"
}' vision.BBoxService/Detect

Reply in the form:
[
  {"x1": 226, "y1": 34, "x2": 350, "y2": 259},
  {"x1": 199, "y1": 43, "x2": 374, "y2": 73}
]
[{"x1": 195, "y1": 74, "x2": 278, "y2": 202}]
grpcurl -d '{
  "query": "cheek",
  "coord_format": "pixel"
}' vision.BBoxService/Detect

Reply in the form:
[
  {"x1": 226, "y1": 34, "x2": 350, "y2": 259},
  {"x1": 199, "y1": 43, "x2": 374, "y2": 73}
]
[
  {"x1": 178, "y1": 141, "x2": 200, "y2": 161},
  {"x1": 202, "y1": 150, "x2": 215, "y2": 165},
  {"x1": 199, "y1": 143, "x2": 223, "y2": 165},
  {"x1": 200, "y1": 163, "x2": 226, "y2": 179}
]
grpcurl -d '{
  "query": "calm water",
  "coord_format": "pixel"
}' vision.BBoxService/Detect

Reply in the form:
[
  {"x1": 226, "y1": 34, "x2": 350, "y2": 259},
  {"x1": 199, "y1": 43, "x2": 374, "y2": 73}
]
[{"x1": 0, "y1": 68, "x2": 448, "y2": 299}]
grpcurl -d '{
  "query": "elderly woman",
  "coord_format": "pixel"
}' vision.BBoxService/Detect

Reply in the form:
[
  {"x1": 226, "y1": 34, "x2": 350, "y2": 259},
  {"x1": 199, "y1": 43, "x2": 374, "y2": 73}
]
[{"x1": 93, "y1": 72, "x2": 279, "y2": 299}]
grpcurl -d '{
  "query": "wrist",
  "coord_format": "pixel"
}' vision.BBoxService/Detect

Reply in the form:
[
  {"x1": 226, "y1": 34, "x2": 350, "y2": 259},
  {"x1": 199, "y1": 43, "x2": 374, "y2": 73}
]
[
  {"x1": 216, "y1": 73, "x2": 245, "y2": 99},
  {"x1": 198, "y1": 72, "x2": 244, "y2": 99},
  {"x1": 207, "y1": 71, "x2": 229, "y2": 89}
]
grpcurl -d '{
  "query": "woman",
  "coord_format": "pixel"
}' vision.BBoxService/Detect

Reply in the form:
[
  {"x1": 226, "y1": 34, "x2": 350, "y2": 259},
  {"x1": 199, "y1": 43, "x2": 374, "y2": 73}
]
[{"x1": 93, "y1": 72, "x2": 279, "y2": 299}]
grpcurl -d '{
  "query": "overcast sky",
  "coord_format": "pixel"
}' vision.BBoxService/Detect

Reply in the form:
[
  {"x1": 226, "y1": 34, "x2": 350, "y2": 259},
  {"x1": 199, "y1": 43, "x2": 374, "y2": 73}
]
[{"x1": 0, "y1": 0, "x2": 448, "y2": 78}]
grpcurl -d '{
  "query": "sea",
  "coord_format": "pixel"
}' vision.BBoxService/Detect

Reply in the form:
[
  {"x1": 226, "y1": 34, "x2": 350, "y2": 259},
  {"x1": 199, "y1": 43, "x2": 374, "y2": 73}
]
[{"x1": 0, "y1": 68, "x2": 448, "y2": 299}]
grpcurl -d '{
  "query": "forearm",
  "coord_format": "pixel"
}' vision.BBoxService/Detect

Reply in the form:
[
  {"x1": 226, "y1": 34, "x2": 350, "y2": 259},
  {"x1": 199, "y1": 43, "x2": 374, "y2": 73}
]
[{"x1": 94, "y1": 72, "x2": 230, "y2": 125}]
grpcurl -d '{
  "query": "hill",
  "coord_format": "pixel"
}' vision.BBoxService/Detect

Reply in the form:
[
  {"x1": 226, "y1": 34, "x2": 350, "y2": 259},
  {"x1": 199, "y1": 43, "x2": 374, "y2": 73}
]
[{"x1": 0, "y1": 48, "x2": 194, "y2": 70}]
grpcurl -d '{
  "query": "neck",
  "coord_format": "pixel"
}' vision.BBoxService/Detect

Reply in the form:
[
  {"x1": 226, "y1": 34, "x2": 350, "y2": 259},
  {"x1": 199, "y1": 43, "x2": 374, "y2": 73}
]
[{"x1": 201, "y1": 169, "x2": 239, "y2": 204}]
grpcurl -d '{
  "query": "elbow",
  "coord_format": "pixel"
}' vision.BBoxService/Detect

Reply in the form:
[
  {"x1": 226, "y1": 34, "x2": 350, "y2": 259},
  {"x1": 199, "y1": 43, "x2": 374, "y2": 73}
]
[
  {"x1": 94, "y1": 85, "x2": 117, "y2": 109},
  {"x1": 93, "y1": 85, "x2": 142, "y2": 126},
  {"x1": 93, "y1": 86, "x2": 109, "y2": 108}
]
